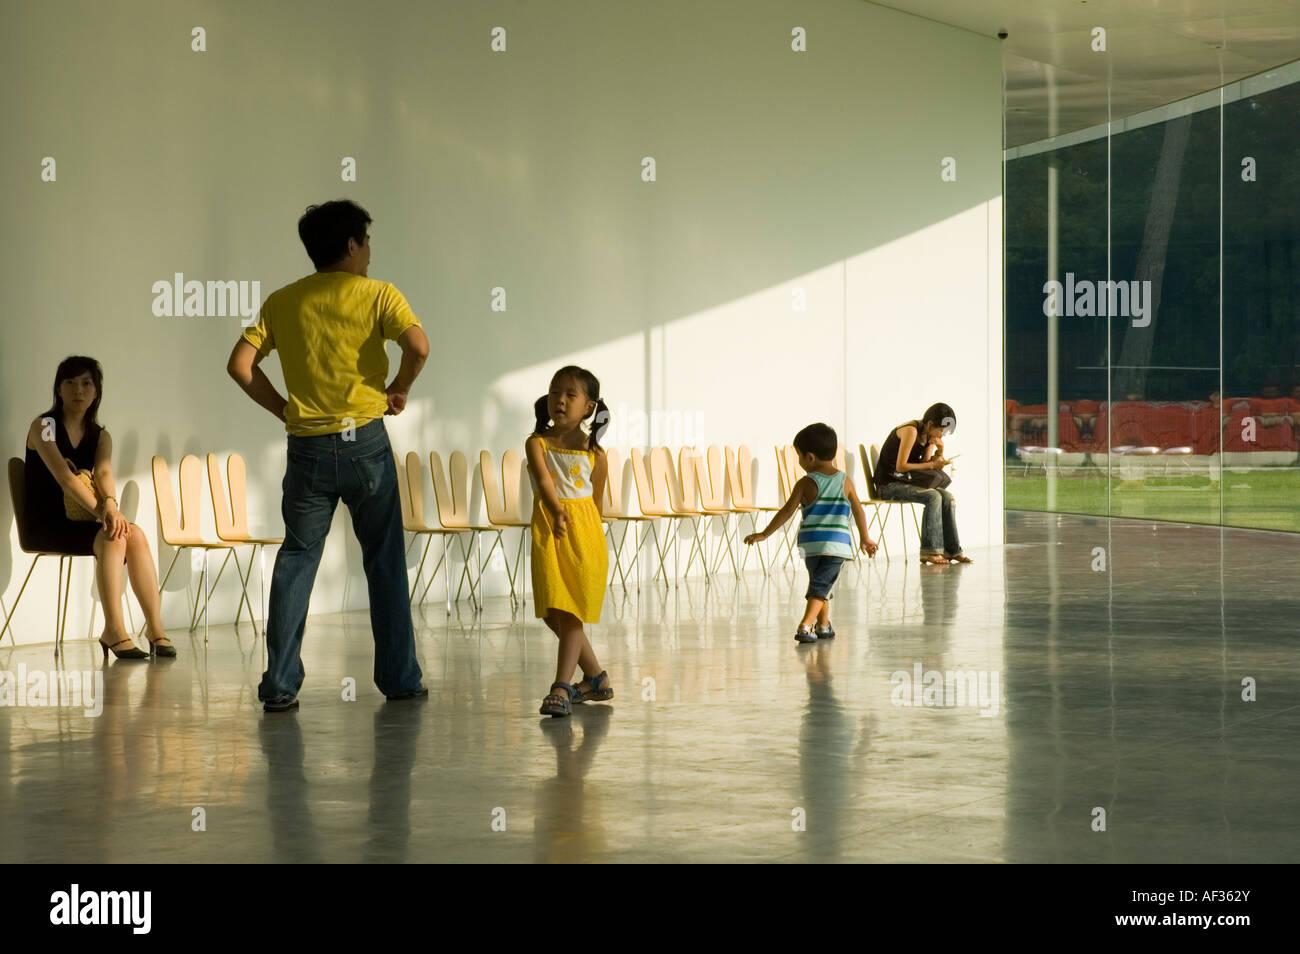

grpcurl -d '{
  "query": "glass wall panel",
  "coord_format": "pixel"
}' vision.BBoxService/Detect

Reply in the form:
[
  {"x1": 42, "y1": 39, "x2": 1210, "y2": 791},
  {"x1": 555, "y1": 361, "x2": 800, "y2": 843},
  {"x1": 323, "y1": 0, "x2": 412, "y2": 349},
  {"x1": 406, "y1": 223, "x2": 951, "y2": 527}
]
[
  {"x1": 1223, "y1": 81, "x2": 1300, "y2": 531},
  {"x1": 1006, "y1": 61, "x2": 1300, "y2": 534},
  {"x1": 1005, "y1": 140, "x2": 1109, "y2": 516},
  {"x1": 1106, "y1": 108, "x2": 1221, "y2": 524}
]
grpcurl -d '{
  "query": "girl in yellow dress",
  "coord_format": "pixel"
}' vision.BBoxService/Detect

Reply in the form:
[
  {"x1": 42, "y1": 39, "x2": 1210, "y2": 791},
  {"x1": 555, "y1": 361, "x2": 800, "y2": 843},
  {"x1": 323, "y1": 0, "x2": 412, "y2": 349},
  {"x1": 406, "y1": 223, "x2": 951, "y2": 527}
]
[{"x1": 525, "y1": 365, "x2": 613, "y2": 717}]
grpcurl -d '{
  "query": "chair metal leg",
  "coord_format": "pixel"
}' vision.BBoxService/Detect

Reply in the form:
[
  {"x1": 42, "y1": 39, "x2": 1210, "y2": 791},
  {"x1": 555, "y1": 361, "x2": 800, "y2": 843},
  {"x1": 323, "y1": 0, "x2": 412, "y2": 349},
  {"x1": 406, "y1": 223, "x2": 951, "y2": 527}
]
[
  {"x1": 56, "y1": 556, "x2": 72, "y2": 656},
  {"x1": 417, "y1": 537, "x2": 448, "y2": 606},
  {"x1": 260, "y1": 545, "x2": 268, "y2": 630},
  {"x1": 188, "y1": 552, "x2": 206, "y2": 632},
  {"x1": 190, "y1": 549, "x2": 230, "y2": 636},
  {"x1": 616, "y1": 523, "x2": 638, "y2": 593},
  {"x1": 672, "y1": 519, "x2": 680, "y2": 585},
  {"x1": 232, "y1": 552, "x2": 243, "y2": 628},
  {"x1": 1, "y1": 555, "x2": 41, "y2": 644},
  {"x1": 737, "y1": 512, "x2": 766, "y2": 577},
  {"x1": 896, "y1": 506, "x2": 911, "y2": 563},
  {"x1": 737, "y1": 513, "x2": 754, "y2": 574},
  {"x1": 480, "y1": 529, "x2": 508, "y2": 602},
  {"x1": 157, "y1": 547, "x2": 183, "y2": 596},
  {"x1": 204, "y1": 550, "x2": 210, "y2": 644},
  {"x1": 609, "y1": 522, "x2": 630, "y2": 589},
  {"x1": 231, "y1": 549, "x2": 260, "y2": 635},
  {"x1": 498, "y1": 529, "x2": 522, "y2": 603},
  {"x1": 714, "y1": 513, "x2": 740, "y2": 578},
  {"x1": 231, "y1": 551, "x2": 258, "y2": 631},
  {"x1": 681, "y1": 516, "x2": 710, "y2": 582},
  {"x1": 186, "y1": 549, "x2": 232, "y2": 634},
  {"x1": 779, "y1": 521, "x2": 798, "y2": 569},
  {"x1": 647, "y1": 521, "x2": 672, "y2": 586},
  {"x1": 873, "y1": 505, "x2": 899, "y2": 562},
  {"x1": 458, "y1": 532, "x2": 481, "y2": 611},
  {"x1": 709, "y1": 514, "x2": 729, "y2": 577},
  {"x1": 410, "y1": 534, "x2": 433, "y2": 603},
  {"x1": 517, "y1": 528, "x2": 526, "y2": 603},
  {"x1": 476, "y1": 532, "x2": 484, "y2": 612},
  {"x1": 453, "y1": 533, "x2": 482, "y2": 611}
]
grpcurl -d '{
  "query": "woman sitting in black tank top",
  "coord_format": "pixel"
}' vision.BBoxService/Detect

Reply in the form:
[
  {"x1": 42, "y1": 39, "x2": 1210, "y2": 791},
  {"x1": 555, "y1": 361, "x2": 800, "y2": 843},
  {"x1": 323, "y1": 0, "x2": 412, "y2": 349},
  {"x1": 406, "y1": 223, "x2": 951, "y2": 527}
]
[
  {"x1": 24, "y1": 356, "x2": 175, "y2": 658},
  {"x1": 873, "y1": 402, "x2": 972, "y2": 566}
]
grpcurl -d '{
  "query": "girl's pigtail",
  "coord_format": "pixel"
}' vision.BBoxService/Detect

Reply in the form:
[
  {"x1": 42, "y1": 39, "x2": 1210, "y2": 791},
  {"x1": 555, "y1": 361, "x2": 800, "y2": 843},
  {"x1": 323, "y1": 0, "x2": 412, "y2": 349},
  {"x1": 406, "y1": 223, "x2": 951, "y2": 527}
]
[
  {"x1": 588, "y1": 398, "x2": 611, "y2": 451},
  {"x1": 531, "y1": 396, "x2": 550, "y2": 439}
]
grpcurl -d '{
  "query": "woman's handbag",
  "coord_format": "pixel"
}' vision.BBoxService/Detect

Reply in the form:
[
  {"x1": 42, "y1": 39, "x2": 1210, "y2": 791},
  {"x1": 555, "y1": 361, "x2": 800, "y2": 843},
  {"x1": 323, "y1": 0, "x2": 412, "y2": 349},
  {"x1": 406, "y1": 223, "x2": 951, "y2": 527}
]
[
  {"x1": 63, "y1": 465, "x2": 100, "y2": 521},
  {"x1": 898, "y1": 467, "x2": 952, "y2": 490}
]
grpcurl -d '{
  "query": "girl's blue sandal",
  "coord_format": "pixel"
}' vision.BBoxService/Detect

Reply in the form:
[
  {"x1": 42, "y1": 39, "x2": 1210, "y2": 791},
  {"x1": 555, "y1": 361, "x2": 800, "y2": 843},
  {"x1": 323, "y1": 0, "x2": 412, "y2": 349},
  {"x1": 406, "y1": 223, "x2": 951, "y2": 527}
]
[
  {"x1": 540, "y1": 682, "x2": 575, "y2": 717},
  {"x1": 572, "y1": 670, "x2": 614, "y2": 704}
]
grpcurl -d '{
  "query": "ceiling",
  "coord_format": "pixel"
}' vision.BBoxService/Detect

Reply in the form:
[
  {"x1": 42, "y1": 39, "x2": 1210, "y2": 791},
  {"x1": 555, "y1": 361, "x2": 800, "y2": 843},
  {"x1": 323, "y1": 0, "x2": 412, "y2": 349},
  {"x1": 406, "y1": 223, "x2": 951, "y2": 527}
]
[{"x1": 868, "y1": 0, "x2": 1300, "y2": 146}]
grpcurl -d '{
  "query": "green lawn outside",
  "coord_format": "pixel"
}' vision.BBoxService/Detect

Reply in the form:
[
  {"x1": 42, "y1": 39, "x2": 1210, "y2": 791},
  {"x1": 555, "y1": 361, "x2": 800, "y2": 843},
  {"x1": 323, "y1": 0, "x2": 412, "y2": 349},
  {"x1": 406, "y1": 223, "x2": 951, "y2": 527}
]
[{"x1": 1004, "y1": 465, "x2": 1300, "y2": 533}]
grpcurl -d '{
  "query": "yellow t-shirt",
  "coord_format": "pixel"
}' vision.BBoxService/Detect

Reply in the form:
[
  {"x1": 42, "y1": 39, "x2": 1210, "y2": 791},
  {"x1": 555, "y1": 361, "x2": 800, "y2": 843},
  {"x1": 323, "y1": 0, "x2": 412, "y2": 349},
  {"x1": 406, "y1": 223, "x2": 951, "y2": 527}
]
[{"x1": 241, "y1": 271, "x2": 421, "y2": 436}]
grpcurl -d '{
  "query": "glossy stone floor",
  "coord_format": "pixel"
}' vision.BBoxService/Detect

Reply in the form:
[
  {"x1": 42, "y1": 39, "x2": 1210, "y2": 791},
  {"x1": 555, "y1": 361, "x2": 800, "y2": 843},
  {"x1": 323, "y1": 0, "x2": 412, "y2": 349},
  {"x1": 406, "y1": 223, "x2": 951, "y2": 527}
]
[{"x1": 1, "y1": 511, "x2": 1297, "y2": 863}]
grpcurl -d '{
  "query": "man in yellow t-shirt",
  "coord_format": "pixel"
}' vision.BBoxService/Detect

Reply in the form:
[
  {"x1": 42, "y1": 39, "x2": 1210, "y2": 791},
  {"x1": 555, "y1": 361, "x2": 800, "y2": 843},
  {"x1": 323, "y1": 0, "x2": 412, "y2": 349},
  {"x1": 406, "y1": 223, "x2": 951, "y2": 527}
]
[{"x1": 227, "y1": 199, "x2": 430, "y2": 712}]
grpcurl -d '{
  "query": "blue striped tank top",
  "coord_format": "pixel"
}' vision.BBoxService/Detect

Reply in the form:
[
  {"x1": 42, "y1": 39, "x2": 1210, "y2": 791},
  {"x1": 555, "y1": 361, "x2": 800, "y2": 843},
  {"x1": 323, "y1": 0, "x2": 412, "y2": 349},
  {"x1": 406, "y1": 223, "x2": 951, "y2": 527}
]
[{"x1": 798, "y1": 471, "x2": 854, "y2": 559}]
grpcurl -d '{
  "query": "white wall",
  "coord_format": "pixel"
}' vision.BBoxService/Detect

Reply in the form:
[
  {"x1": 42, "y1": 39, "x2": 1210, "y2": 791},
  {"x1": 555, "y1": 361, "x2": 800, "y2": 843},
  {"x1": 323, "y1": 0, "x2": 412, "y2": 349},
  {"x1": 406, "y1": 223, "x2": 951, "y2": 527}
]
[{"x1": 0, "y1": 0, "x2": 1003, "y2": 645}]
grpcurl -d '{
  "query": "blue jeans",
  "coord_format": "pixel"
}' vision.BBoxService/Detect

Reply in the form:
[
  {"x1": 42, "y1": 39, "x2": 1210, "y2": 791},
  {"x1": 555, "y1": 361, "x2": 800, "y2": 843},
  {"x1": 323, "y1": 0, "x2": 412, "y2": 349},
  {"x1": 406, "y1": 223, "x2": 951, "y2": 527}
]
[
  {"x1": 875, "y1": 482, "x2": 962, "y2": 557},
  {"x1": 804, "y1": 555, "x2": 845, "y2": 601},
  {"x1": 258, "y1": 419, "x2": 423, "y2": 701}
]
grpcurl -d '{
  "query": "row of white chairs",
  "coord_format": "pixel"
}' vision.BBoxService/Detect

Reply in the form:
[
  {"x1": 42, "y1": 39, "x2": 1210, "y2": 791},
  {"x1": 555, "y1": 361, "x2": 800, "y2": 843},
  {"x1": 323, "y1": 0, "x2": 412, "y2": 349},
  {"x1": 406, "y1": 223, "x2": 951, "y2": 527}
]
[
  {"x1": 396, "y1": 442, "x2": 924, "y2": 615},
  {"x1": 5, "y1": 441, "x2": 926, "y2": 650}
]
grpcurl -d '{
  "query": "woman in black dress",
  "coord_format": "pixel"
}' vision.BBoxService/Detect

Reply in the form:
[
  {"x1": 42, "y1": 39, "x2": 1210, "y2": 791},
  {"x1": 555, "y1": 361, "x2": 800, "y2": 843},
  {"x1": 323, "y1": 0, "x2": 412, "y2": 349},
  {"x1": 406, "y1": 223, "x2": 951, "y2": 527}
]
[
  {"x1": 24, "y1": 356, "x2": 174, "y2": 658},
  {"x1": 873, "y1": 402, "x2": 972, "y2": 566}
]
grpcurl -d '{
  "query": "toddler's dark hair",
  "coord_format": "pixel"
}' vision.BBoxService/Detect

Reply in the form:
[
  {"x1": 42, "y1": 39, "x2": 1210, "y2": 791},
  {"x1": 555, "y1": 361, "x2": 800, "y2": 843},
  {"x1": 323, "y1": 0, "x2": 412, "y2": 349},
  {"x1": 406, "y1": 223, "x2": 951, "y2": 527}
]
[
  {"x1": 532, "y1": 365, "x2": 610, "y2": 451},
  {"x1": 793, "y1": 422, "x2": 837, "y2": 462}
]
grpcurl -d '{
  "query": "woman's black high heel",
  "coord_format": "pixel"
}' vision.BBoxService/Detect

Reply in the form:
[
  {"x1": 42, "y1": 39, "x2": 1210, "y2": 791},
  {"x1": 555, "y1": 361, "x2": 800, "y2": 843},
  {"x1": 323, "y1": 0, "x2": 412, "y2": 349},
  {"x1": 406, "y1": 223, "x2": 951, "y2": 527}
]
[
  {"x1": 99, "y1": 637, "x2": 148, "y2": 660},
  {"x1": 149, "y1": 638, "x2": 177, "y2": 658}
]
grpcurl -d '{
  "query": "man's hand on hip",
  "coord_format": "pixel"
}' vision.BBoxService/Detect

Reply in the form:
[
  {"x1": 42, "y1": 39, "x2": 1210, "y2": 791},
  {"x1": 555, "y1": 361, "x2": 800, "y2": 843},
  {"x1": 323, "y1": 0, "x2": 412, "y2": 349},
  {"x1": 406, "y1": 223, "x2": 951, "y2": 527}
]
[{"x1": 386, "y1": 386, "x2": 408, "y2": 415}]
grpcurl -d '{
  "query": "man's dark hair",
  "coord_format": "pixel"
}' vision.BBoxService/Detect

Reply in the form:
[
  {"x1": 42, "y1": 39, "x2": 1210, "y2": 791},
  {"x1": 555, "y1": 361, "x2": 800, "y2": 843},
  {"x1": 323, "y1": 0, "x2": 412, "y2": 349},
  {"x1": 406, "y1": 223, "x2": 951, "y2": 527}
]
[
  {"x1": 298, "y1": 200, "x2": 372, "y2": 270},
  {"x1": 793, "y1": 422, "x2": 838, "y2": 461}
]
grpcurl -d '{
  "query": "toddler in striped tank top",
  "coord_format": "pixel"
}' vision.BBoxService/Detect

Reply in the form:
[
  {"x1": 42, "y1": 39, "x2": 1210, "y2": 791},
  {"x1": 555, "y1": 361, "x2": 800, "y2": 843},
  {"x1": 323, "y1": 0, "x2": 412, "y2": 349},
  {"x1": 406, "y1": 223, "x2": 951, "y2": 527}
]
[{"x1": 744, "y1": 423, "x2": 877, "y2": 642}]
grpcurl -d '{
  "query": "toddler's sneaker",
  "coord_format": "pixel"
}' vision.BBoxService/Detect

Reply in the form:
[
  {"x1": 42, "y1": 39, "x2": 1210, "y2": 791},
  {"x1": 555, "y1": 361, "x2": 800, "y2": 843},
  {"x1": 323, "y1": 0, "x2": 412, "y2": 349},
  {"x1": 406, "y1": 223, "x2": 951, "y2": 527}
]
[
  {"x1": 794, "y1": 625, "x2": 818, "y2": 643},
  {"x1": 814, "y1": 624, "x2": 836, "y2": 639}
]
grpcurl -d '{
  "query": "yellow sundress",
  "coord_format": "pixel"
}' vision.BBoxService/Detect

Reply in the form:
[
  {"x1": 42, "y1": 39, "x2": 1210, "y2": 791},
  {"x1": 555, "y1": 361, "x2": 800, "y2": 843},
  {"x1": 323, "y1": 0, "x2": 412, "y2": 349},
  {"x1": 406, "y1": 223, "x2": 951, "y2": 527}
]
[{"x1": 529, "y1": 438, "x2": 609, "y2": 622}]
